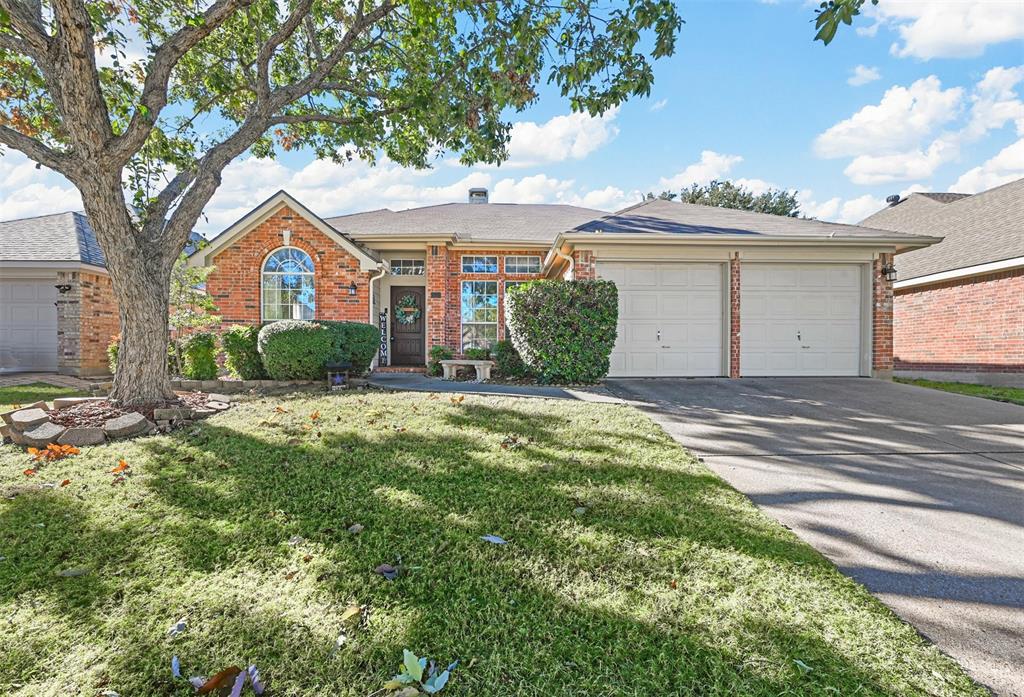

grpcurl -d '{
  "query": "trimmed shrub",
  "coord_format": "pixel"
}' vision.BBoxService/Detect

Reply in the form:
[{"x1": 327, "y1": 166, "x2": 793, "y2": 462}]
[
  {"x1": 319, "y1": 321, "x2": 381, "y2": 375},
  {"x1": 505, "y1": 279, "x2": 618, "y2": 384},
  {"x1": 222, "y1": 324, "x2": 266, "y2": 380},
  {"x1": 428, "y1": 345, "x2": 453, "y2": 376},
  {"x1": 180, "y1": 331, "x2": 218, "y2": 380},
  {"x1": 107, "y1": 334, "x2": 120, "y2": 374},
  {"x1": 463, "y1": 347, "x2": 490, "y2": 360},
  {"x1": 257, "y1": 320, "x2": 336, "y2": 380},
  {"x1": 492, "y1": 340, "x2": 531, "y2": 379}
]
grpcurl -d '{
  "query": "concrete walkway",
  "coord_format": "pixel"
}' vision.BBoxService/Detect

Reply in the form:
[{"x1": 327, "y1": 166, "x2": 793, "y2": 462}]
[
  {"x1": 0, "y1": 372, "x2": 98, "y2": 390},
  {"x1": 369, "y1": 372, "x2": 622, "y2": 402},
  {"x1": 605, "y1": 377, "x2": 1024, "y2": 697}
]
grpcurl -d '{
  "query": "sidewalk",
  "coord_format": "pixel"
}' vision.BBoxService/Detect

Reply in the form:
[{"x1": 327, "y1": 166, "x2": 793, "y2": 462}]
[{"x1": 368, "y1": 372, "x2": 622, "y2": 403}]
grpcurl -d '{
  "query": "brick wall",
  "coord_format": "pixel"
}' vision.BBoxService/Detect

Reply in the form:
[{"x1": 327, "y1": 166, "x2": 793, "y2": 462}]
[
  {"x1": 872, "y1": 254, "x2": 895, "y2": 377},
  {"x1": 894, "y1": 267, "x2": 1024, "y2": 373},
  {"x1": 729, "y1": 253, "x2": 741, "y2": 378},
  {"x1": 205, "y1": 205, "x2": 371, "y2": 325},
  {"x1": 425, "y1": 248, "x2": 545, "y2": 356},
  {"x1": 572, "y1": 249, "x2": 596, "y2": 280},
  {"x1": 56, "y1": 269, "x2": 119, "y2": 376}
]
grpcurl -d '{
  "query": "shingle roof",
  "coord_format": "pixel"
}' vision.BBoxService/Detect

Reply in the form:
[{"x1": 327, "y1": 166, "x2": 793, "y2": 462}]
[
  {"x1": 857, "y1": 178, "x2": 1024, "y2": 281},
  {"x1": 858, "y1": 194, "x2": 946, "y2": 230},
  {"x1": 918, "y1": 192, "x2": 972, "y2": 204},
  {"x1": 0, "y1": 211, "x2": 106, "y2": 267},
  {"x1": 571, "y1": 198, "x2": 937, "y2": 245},
  {"x1": 326, "y1": 202, "x2": 603, "y2": 244}
]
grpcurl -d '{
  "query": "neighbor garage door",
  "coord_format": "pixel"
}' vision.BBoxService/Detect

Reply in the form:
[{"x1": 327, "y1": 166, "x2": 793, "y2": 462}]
[
  {"x1": 0, "y1": 277, "x2": 58, "y2": 373},
  {"x1": 741, "y1": 263, "x2": 863, "y2": 377},
  {"x1": 598, "y1": 261, "x2": 725, "y2": 377}
]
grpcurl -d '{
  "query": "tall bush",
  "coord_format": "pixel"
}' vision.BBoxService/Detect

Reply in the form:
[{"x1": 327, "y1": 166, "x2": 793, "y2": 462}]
[
  {"x1": 319, "y1": 321, "x2": 381, "y2": 375},
  {"x1": 257, "y1": 320, "x2": 336, "y2": 380},
  {"x1": 492, "y1": 340, "x2": 531, "y2": 378},
  {"x1": 505, "y1": 279, "x2": 618, "y2": 384},
  {"x1": 222, "y1": 324, "x2": 266, "y2": 379},
  {"x1": 180, "y1": 331, "x2": 219, "y2": 380}
]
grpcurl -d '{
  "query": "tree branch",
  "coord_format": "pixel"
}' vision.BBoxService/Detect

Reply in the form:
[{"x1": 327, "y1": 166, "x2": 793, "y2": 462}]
[
  {"x1": 111, "y1": 0, "x2": 254, "y2": 164},
  {"x1": 255, "y1": 0, "x2": 314, "y2": 102},
  {"x1": 0, "y1": 0, "x2": 51, "y2": 60},
  {"x1": 0, "y1": 124, "x2": 73, "y2": 176}
]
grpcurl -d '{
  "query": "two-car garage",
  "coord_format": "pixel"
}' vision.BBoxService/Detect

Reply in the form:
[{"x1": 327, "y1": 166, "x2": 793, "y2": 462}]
[{"x1": 599, "y1": 260, "x2": 869, "y2": 378}]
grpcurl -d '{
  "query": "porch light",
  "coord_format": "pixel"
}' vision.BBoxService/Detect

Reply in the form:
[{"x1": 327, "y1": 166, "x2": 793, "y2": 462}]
[
  {"x1": 54, "y1": 283, "x2": 72, "y2": 294},
  {"x1": 348, "y1": 281, "x2": 358, "y2": 296},
  {"x1": 881, "y1": 263, "x2": 897, "y2": 283}
]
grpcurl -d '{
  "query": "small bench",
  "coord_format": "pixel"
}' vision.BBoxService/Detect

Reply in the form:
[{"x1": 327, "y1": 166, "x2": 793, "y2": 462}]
[{"x1": 440, "y1": 359, "x2": 494, "y2": 382}]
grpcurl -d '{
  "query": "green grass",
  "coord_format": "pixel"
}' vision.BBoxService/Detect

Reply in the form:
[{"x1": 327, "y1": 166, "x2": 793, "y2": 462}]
[
  {"x1": 0, "y1": 392, "x2": 981, "y2": 696},
  {"x1": 0, "y1": 382, "x2": 88, "y2": 412},
  {"x1": 896, "y1": 377, "x2": 1024, "y2": 407}
]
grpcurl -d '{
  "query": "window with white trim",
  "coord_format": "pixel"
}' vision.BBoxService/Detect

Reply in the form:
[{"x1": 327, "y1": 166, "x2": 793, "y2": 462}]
[
  {"x1": 504, "y1": 255, "x2": 541, "y2": 274},
  {"x1": 461, "y1": 280, "x2": 498, "y2": 349},
  {"x1": 262, "y1": 247, "x2": 315, "y2": 321},
  {"x1": 390, "y1": 259, "x2": 425, "y2": 275},
  {"x1": 461, "y1": 255, "x2": 498, "y2": 273}
]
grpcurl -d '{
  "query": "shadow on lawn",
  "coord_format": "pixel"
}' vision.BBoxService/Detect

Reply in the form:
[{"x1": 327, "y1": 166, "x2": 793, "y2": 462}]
[{"x1": 0, "y1": 395, "x2": 977, "y2": 696}]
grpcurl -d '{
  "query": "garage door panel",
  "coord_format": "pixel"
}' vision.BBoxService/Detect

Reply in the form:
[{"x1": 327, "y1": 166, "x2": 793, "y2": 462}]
[
  {"x1": 599, "y1": 261, "x2": 725, "y2": 377},
  {"x1": 741, "y1": 263, "x2": 863, "y2": 377},
  {"x1": 0, "y1": 277, "x2": 58, "y2": 373}
]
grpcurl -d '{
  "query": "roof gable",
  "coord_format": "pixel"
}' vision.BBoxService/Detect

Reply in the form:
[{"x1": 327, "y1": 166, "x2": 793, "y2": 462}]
[{"x1": 194, "y1": 190, "x2": 382, "y2": 271}]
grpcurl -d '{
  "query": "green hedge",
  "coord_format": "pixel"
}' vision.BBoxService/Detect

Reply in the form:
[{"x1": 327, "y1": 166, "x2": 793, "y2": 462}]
[
  {"x1": 428, "y1": 345, "x2": 453, "y2": 377},
  {"x1": 257, "y1": 320, "x2": 336, "y2": 380},
  {"x1": 319, "y1": 321, "x2": 380, "y2": 375},
  {"x1": 180, "y1": 331, "x2": 218, "y2": 380},
  {"x1": 492, "y1": 340, "x2": 532, "y2": 378},
  {"x1": 505, "y1": 279, "x2": 618, "y2": 384},
  {"x1": 222, "y1": 324, "x2": 266, "y2": 380}
]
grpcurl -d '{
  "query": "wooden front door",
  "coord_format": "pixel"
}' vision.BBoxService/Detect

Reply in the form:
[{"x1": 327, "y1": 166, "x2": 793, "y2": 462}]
[{"x1": 390, "y1": 286, "x2": 425, "y2": 365}]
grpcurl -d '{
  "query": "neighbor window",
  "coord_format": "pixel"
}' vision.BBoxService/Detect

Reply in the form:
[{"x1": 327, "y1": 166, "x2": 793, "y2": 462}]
[
  {"x1": 461, "y1": 255, "x2": 498, "y2": 273},
  {"x1": 390, "y1": 259, "x2": 425, "y2": 276},
  {"x1": 262, "y1": 247, "x2": 315, "y2": 321},
  {"x1": 504, "y1": 256, "x2": 541, "y2": 274},
  {"x1": 461, "y1": 280, "x2": 498, "y2": 350}
]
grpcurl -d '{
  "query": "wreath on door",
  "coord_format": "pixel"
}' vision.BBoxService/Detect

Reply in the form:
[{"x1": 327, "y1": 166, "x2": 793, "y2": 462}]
[{"x1": 394, "y1": 294, "x2": 422, "y2": 324}]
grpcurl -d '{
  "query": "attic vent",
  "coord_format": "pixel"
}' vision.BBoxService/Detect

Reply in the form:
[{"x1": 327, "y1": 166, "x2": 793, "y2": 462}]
[
  {"x1": 468, "y1": 187, "x2": 489, "y2": 204},
  {"x1": 886, "y1": 194, "x2": 901, "y2": 206}
]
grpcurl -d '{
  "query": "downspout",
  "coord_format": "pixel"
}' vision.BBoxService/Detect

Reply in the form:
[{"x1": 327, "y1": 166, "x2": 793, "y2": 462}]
[
  {"x1": 553, "y1": 248, "x2": 575, "y2": 280},
  {"x1": 368, "y1": 264, "x2": 387, "y2": 369}
]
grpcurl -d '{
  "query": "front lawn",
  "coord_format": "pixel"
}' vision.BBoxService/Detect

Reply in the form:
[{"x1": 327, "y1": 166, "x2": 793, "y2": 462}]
[
  {"x1": 896, "y1": 377, "x2": 1024, "y2": 407},
  {"x1": 0, "y1": 392, "x2": 981, "y2": 696},
  {"x1": 0, "y1": 382, "x2": 88, "y2": 412}
]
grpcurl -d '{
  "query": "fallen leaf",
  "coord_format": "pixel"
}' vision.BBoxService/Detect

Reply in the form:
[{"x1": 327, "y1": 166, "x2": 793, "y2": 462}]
[
  {"x1": 57, "y1": 567, "x2": 88, "y2": 577},
  {"x1": 573, "y1": 506, "x2": 587, "y2": 515},
  {"x1": 310, "y1": 410, "x2": 320, "y2": 421},
  {"x1": 197, "y1": 666, "x2": 242, "y2": 694},
  {"x1": 285, "y1": 570, "x2": 298, "y2": 580},
  {"x1": 60, "y1": 479, "x2": 71, "y2": 487},
  {"x1": 375, "y1": 563, "x2": 399, "y2": 581},
  {"x1": 274, "y1": 406, "x2": 289, "y2": 413},
  {"x1": 669, "y1": 579, "x2": 678, "y2": 590},
  {"x1": 171, "y1": 655, "x2": 182, "y2": 678},
  {"x1": 167, "y1": 617, "x2": 187, "y2": 637},
  {"x1": 302, "y1": 554, "x2": 313, "y2": 563},
  {"x1": 340, "y1": 604, "x2": 362, "y2": 625},
  {"x1": 480, "y1": 534, "x2": 508, "y2": 545},
  {"x1": 450, "y1": 395, "x2": 465, "y2": 405},
  {"x1": 288, "y1": 534, "x2": 304, "y2": 546},
  {"x1": 794, "y1": 659, "x2": 813, "y2": 675},
  {"x1": 23, "y1": 469, "x2": 36, "y2": 477},
  {"x1": 111, "y1": 459, "x2": 129, "y2": 473},
  {"x1": 347, "y1": 523, "x2": 364, "y2": 535}
]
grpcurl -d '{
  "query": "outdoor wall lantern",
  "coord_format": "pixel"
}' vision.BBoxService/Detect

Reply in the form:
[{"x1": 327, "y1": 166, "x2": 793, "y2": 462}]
[
  {"x1": 348, "y1": 281, "x2": 358, "y2": 296},
  {"x1": 54, "y1": 283, "x2": 72, "y2": 294},
  {"x1": 881, "y1": 263, "x2": 898, "y2": 283}
]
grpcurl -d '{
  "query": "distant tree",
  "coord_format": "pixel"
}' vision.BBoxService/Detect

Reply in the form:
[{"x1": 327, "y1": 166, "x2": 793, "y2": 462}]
[
  {"x1": 644, "y1": 191, "x2": 677, "y2": 201},
  {"x1": 678, "y1": 180, "x2": 801, "y2": 217}
]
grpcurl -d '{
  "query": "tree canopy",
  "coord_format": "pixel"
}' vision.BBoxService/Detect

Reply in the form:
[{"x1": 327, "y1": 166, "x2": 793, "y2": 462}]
[{"x1": 646, "y1": 180, "x2": 802, "y2": 218}]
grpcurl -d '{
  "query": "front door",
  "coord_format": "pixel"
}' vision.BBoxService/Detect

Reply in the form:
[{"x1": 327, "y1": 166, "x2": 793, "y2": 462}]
[{"x1": 390, "y1": 286, "x2": 425, "y2": 365}]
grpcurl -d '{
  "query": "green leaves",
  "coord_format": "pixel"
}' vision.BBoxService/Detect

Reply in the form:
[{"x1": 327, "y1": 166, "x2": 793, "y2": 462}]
[
  {"x1": 813, "y1": 0, "x2": 877, "y2": 45},
  {"x1": 403, "y1": 649, "x2": 425, "y2": 683}
]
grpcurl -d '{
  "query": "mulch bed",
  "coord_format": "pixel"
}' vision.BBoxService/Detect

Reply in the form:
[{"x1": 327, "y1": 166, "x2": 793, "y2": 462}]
[{"x1": 47, "y1": 392, "x2": 211, "y2": 428}]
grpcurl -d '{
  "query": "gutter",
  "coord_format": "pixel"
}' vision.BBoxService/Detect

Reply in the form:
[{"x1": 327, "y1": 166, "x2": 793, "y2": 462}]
[
  {"x1": 551, "y1": 247, "x2": 574, "y2": 280},
  {"x1": 368, "y1": 263, "x2": 388, "y2": 325}
]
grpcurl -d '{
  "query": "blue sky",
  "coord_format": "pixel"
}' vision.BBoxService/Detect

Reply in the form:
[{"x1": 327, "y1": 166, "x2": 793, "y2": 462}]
[{"x1": 1, "y1": 0, "x2": 1021, "y2": 232}]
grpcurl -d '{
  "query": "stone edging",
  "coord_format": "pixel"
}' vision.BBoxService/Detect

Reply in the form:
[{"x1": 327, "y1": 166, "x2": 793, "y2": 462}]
[
  {"x1": 1, "y1": 394, "x2": 233, "y2": 449},
  {"x1": 82, "y1": 378, "x2": 369, "y2": 395}
]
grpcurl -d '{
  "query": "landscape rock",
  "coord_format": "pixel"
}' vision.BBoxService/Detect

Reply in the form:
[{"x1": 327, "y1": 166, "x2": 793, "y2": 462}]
[
  {"x1": 153, "y1": 407, "x2": 191, "y2": 421},
  {"x1": 58, "y1": 427, "x2": 106, "y2": 447},
  {"x1": 206, "y1": 393, "x2": 233, "y2": 403},
  {"x1": 52, "y1": 396, "x2": 106, "y2": 410},
  {"x1": 103, "y1": 412, "x2": 153, "y2": 438},
  {"x1": 191, "y1": 408, "x2": 216, "y2": 418},
  {"x1": 206, "y1": 401, "x2": 230, "y2": 411},
  {"x1": 1, "y1": 423, "x2": 10, "y2": 442},
  {"x1": 1, "y1": 400, "x2": 47, "y2": 425},
  {"x1": 10, "y1": 408, "x2": 51, "y2": 431},
  {"x1": 21, "y1": 422, "x2": 67, "y2": 448}
]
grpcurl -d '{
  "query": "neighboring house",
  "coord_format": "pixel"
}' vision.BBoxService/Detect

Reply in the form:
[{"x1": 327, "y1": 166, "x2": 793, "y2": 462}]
[
  {"x1": 860, "y1": 178, "x2": 1024, "y2": 387},
  {"x1": 191, "y1": 189, "x2": 936, "y2": 378},
  {"x1": 0, "y1": 211, "x2": 118, "y2": 375}
]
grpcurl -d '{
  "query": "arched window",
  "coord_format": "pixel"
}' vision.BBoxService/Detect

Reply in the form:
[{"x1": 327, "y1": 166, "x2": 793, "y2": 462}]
[{"x1": 262, "y1": 247, "x2": 316, "y2": 321}]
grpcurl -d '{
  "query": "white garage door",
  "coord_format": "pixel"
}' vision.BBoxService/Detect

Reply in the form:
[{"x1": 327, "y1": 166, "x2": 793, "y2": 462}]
[
  {"x1": 0, "y1": 277, "x2": 58, "y2": 373},
  {"x1": 741, "y1": 263, "x2": 863, "y2": 377},
  {"x1": 598, "y1": 261, "x2": 725, "y2": 377}
]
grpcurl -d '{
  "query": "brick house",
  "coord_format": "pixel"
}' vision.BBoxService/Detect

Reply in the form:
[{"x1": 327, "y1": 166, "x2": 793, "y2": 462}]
[
  {"x1": 0, "y1": 212, "x2": 118, "y2": 376},
  {"x1": 191, "y1": 189, "x2": 936, "y2": 378},
  {"x1": 860, "y1": 177, "x2": 1024, "y2": 387}
]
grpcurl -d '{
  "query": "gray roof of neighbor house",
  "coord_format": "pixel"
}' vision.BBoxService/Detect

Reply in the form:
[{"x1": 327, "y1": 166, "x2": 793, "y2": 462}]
[
  {"x1": 858, "y1": 178, "x2": 1024, "y2": 281},
  {"x1": 326, "y1": 202, "x2": 603, "y2": 244},
  {"x1": 0, "y1": 211, "x2": 106, "y2": 267},
  {"x1": 570, "y1": 198, "x2": 938, "y2": 246}
]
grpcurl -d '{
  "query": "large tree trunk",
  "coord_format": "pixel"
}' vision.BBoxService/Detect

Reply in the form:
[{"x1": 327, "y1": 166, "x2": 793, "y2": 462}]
[{"x1": 78, "y1": 175, "x2": 177, "y2": 406}]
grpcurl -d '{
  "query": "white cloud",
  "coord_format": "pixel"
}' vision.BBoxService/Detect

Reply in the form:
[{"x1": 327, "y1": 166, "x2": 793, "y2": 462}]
[
  {"x1": 500, "y1": 108, "x2": 620, "y2": 168},
  {"x1": 656, "y1": 150, "x2": 744, "y2": 191},
  {"x1": 847, "y1": 65, "x2": 881, "y2": 87},
  {"x1": 814, "y1": 76, "x2": 963, "y2": 158},
  {"x1": 649, "y1": 99, "x2": 668, "y2": 112},
  {"x1": 949, "y1": 138, "x2": 1024, "y2": 193},
  {"x1": 842, "y1": 138, "x2": 958, "y2": 185},
  {"x1": 865, "y1": 0, "x2": 1024, "y2": 60},
  {"x1": 0, "y1": 151, "x2": 82, "y2": 220}
]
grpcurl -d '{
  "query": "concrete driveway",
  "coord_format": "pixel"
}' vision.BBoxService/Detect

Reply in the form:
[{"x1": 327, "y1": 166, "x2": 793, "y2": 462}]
[{"x1": 606, "y1": 378, "x2": 1024, "y2": 696}]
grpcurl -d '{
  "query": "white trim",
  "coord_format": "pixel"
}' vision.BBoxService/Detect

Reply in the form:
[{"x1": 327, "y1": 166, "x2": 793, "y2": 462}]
[
  {"x1": 460, "y1": 254, "x2": 498, "y2": 274},
  {"x1": 894, "y1": 256, "x2": 1024, "y2": 289},
  {"x1": 460, "y1": 279, "x2": 499, "y2": 351},
  {"x1": 260, "y1": 246, "x2": 316, "y2": 322},
  {"x1": 503, "y1": 255, "x2": 542, "y2": 274},
  {"x1": 191, "y1": 190, "x2": 381, "y2": 272},
  {"x1": 0, "y1": 260, "x2": 108, "y2": 275}
]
